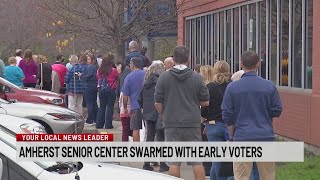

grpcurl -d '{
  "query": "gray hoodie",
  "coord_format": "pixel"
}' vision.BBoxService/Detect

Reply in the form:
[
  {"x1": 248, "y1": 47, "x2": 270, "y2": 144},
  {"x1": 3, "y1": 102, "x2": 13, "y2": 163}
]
[{"x1": 155, "y1": 67, "x2": 209, "y2": 128}]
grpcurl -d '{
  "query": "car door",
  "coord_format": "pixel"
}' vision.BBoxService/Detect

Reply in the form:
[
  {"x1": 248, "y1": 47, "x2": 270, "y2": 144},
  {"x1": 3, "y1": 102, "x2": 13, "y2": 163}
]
[{"x1": 0, "y1": 153, "x2": 9, "y2": 180}]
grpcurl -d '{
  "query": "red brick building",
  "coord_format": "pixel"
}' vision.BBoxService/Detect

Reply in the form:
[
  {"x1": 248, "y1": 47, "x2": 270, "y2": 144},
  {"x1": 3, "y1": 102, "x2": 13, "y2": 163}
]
[{"x1": 177, "y1": 0, "x2": 320, "y2": 147}]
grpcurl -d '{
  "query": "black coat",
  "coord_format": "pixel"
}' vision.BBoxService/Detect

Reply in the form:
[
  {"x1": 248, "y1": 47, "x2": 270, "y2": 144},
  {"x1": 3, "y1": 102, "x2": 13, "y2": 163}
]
[{"x1": 139, "y1": 73, "x2": 159, "y2": 122}]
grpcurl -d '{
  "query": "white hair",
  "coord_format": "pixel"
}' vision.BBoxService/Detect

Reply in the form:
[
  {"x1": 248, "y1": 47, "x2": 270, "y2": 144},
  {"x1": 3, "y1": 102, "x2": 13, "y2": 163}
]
[
  {"x1": 129, "y1": 41, "x2": 139, "y2": 51},
  {"x1": 231, "y1": 70, "x2": 244, "y2": 81}
]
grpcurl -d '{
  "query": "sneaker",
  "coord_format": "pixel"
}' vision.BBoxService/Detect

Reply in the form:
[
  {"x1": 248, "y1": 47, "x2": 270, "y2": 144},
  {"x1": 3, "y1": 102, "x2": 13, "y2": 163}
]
[
  {"x1": 159, "y1": 163, "x2": 169, "y2": 172},
  {"x1": 143, "y1": 164, "x2": 154, "y2": 171}
]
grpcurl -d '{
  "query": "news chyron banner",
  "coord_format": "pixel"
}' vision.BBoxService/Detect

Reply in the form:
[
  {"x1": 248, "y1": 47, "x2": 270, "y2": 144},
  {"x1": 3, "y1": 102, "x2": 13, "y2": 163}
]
[{"x1": 16, "y1": 134, "x2": 304, "y2": 162}]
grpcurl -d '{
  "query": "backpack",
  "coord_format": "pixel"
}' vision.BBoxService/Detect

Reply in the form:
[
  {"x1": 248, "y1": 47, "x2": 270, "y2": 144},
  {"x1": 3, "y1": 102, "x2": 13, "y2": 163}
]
[{"x1": 99, "y1": 76, "x2": 113, "y2": 94}]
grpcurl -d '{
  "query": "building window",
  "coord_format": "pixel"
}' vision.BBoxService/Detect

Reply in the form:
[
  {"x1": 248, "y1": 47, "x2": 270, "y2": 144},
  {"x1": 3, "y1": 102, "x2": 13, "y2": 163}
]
[
  {"x1": 233, "y1": 7, "x2": 240, "y2": 73},
  {"x1": 184, "y1": 0, "x2": 313, "y2": 89}
]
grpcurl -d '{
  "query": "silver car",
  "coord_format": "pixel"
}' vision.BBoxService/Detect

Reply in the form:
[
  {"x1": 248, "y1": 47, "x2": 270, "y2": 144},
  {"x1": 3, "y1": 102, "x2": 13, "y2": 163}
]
[
  {"x1": 0, "y1": 114, "x2": 46, "y2": 134},
  {"x1": 0, "y1": 98, "x2": 85, "y2": 134}
]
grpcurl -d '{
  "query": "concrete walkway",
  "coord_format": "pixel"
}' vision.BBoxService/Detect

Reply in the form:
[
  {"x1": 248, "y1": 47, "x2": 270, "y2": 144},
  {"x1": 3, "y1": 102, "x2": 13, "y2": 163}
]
[{"x1": 83, "y1": 121, "x2": 209, "y2": 180}]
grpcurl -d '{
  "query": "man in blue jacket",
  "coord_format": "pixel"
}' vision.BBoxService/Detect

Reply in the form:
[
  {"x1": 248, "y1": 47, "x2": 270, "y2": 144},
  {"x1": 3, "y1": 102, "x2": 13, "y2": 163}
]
[
  {"x1": 125, "y1": 41, "x2": 145, "y2": 66},
  {"x1": 222, "y1": 51, "x2": 282, "y2": 180}
]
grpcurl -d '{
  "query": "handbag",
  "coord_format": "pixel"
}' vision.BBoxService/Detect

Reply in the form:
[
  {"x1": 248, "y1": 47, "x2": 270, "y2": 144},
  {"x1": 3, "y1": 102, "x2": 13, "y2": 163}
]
[{"x1": 99, "y1": 76, "x2": 115, "y2": 94}]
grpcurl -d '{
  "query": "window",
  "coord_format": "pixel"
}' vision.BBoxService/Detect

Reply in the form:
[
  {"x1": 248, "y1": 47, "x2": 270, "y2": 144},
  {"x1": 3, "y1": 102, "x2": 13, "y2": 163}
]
[
  {"x1": 260, "y1": 1, "x2": 267, "y2": 79},
  {"x1": 306, "y1": 0, "x2": 313, "y2": 89},
  {"x1": 270, "y1": 0, "x2": 277, "y2": 84},
  {"x1": 233, "y1": 8, "x2": 240, "y2": 73},
  {"x1": 281, "y1": 0, "x2": 289, "y2": 86},
  {"x1": 219, "y1": 12, "x2": 225, "y2": 60},
  {"x1": 226, "y1": 10, "x2": 232, "y2": 65},
  {"x1": 292, "y1": 0, "x2": 302, "y2": 88},
  {"x1": 242, "y1": 6, "x2": 248, "y2": 53},
  {"x1": 184, "y1": 0, "x2": 313, "y2": 89}
]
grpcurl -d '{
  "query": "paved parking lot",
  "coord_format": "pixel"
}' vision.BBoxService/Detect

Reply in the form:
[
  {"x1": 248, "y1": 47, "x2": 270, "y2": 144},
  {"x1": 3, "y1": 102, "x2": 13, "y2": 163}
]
[{"x1": 84, "y1": 121, "x2": 209, "y2": 180}]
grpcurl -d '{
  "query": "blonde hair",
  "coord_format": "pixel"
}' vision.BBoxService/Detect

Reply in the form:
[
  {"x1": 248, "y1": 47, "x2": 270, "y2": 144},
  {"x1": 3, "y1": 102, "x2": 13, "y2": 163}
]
[
  {"x1": 8, "y1": 57, "x2": 17, "y2": 64},
  {"x1": 200, "y1": 65, "x2": 214, "y2": 85},
  {"x1": 144, "y1": 60, "x2": 165, "y2": 81},
  {"x1": 36, "y1": 55, "x2": 48, "y2": 63},
  {"x1": 212, "y1": 60, "x2": 231, "y2": 84},
  {"x1": 69, "y1": 55, "x2": 78, "y2": 64}
]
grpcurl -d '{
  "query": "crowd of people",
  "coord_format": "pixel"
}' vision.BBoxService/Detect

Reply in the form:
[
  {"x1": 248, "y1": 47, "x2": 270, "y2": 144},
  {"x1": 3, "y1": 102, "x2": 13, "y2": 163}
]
[{"x1": 0, "y1": 41, "x2": 282, "y2": 180}]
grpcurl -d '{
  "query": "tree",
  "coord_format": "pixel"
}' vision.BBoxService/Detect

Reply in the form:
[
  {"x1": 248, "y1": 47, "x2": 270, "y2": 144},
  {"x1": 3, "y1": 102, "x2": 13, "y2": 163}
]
[{"x1": 37, "y1": 0, "x2": 184, "y2": 59}]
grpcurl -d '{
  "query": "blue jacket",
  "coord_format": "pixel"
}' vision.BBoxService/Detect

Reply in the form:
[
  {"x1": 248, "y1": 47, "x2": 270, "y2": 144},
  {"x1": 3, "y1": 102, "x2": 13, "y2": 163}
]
[
  {"x1": 65, "y1": 64, "x2": 86, "y2": 94},
  {"x1": 81, "y1": 64, "x2": 98, "y2": 87},
  {"x1": 125, "y1": 51, "x2": 145, "y2": 66},
  {"x1": 221, "y1": 71, "x2": 282, "y2": 141}
]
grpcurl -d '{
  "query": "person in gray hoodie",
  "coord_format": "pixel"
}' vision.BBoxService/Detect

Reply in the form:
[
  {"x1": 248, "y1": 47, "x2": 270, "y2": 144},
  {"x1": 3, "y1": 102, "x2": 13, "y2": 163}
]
[
  {"x1": 155, "y1": 46, "x2": 210, "y2": 180},
  {"x1": 139, "y1": 61, "x2": 169, "y2": 172}
]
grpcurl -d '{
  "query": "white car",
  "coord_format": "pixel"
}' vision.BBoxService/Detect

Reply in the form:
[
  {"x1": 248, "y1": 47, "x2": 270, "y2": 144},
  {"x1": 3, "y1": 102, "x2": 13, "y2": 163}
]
[
  {"x1": 0, "y1": 114, "x2": 46, "y2": 134},
  {"x1": 0, "y1": 119, "x2": 181, "y2": 180},
  {"x1": 0, "y1": 98, "x2": 85, "y2": 134}
]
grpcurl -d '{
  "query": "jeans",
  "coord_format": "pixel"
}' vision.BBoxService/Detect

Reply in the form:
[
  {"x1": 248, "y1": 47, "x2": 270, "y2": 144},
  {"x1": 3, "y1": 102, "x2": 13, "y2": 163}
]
[
  {"x1": 84, "y1": 85, "x2": 98, "y2": 124},
  {"x1": 96, "y1": 89, "x2": 116, "y2": 129},
  {"x1": 145, "y1": 120, "x2": 165, "y2": 165},
  {"x1": 250, "y1": 163, "x2": 260, "y2": 180},
  {"x1": 205, "y1": 122, "x2": 230, "y2": 180}
]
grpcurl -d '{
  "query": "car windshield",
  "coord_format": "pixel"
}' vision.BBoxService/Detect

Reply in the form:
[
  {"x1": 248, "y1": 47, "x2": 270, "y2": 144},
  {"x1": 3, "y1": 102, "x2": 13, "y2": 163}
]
[{"x1": 0, "y1": 77, "x2": 21, "y2": 89}]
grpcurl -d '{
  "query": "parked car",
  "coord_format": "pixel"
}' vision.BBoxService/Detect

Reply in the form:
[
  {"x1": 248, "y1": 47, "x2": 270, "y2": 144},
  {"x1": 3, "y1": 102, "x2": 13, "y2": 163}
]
[
  {"x1": 0, "y1": 124, "x2": 181, "y2": 180},
  {"x1": 0, "y1": 98, "x2": 85, "y2": 134},
  {"x1": 0, "y1": 114, "x2": 46, "y2": 134},
  {"x1": 0, "y1": 77, "x2": 65, "y2": 107}
]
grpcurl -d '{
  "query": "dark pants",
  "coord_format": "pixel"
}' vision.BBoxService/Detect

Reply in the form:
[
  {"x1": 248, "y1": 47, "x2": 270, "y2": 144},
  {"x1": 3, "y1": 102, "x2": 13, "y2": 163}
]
[
  {"x1": 85, "y1": 85, "x2": 98, "y2": 124},
  {"x1": 145, "y1": 120, "x2": 165, "y2": 165},
  {"x1": 96, "y1": 89, "x2": 116, "y2": 129},
  {"x1": 121, "y1": 117, "x2": 131, "y2": 141},
  {"x1": 145, "y1": 120, "x2": 165, "y2": 142},
  {"x1": 24, "y1": 83, "x2": 36, "y2": 88},
  {"x1": 42, "y1": 81, "x2": 52, "y2": 91},
  {"x1": 202, "y1": 123, "x2": 212, "y2": 176}
]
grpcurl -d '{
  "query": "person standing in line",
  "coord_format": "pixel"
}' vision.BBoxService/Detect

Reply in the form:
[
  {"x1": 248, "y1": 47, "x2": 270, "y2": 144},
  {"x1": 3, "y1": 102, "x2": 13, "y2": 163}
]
[
  {"x1": 222, "y1": 51, "x2": 282, "y2": 180},
  {"x1": 96, "y1": 54, "x2": 119, "y2": 129},
  {"x1": 3, "y1": 57, "x2": 25, "y2": 87},
  {"x1": 54, "y1": 54, "x2": 65, "y2": 64},
  {"x1": 65, "y1": 56, "x2": 86, "y2": 115},
  {"x1": 79, "y1": 55, "x2": 98, "y2": 125},
  {"x1": 155, "y1": 46, "x2": 209, "y2": 180},
  {"x1": 125, "y1": 41, "x2": 145, "y2": 66},
  {"x1": 96, "y1": 54, "x2": 103, "y2": 68},
  {"x1": 140, "y1": 47, "x2": 151, "y2": 67},
  {"x1": 119, "y1": 90, "x2": 131, "y2": 141},
  {"x1": 52, "y1": 55, "x2": 69, "y2": 94},
  {"x1": 15, "y1": 49, "x2": 23, "y2": 66},
  {"x1": 36, "y1": 55, "x2": 52, "y2": 91},
  {"x1": 122, "y1": 57, "x2": 145, "y2": 141},
  {"x1": 19, "y1": 49, "x2": 38, "y2": 88},
  {"x1": 198, "y1": 65, "x2": 214, "y2": 178},
  {"x1": 163, "y1": 57, "x2": 174, "y2": 70},
  {"x1": 0, "y1": 59, "x2": 5, "y2": 77},
  {"x1": 139, "y1": 61, "x2": 169, "y2": 172},
  {"x1": 200, "y1": 62, "x2": 233, "y2": 180},
  {"x1": 79, "y1": 55, "x2": 89, "y2": 109},
  {"x1": 230, "y1": 69, "x2": 260, "y2": 180}
]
